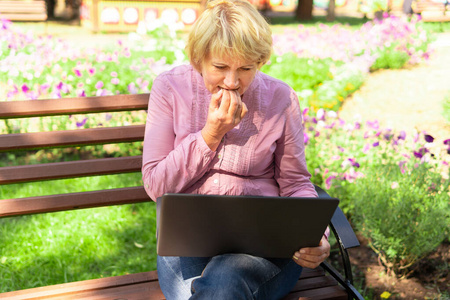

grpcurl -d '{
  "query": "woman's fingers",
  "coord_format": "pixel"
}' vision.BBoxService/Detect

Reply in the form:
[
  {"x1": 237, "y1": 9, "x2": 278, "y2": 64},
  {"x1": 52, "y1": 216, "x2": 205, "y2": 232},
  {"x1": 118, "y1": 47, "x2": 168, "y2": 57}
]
[{"x1": 292, "y1": 237, "x2": 331, "y2": 269}]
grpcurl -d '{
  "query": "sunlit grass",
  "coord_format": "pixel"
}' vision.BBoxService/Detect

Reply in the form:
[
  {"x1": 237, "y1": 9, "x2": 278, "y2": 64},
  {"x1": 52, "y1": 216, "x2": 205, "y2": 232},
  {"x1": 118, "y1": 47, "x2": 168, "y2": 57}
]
[{"x1": 0, "y1": 173, "x2": 157, "y2": 292}]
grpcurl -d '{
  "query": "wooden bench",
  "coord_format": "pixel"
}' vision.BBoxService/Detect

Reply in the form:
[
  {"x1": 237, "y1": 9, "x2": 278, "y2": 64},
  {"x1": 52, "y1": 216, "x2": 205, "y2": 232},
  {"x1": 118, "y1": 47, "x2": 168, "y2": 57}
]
[
  {"x1": 412, "y1": 0, "x2": 450, "y2": 21},
  {"x1": 0, "y1": 0, "x2": 47, "y2": 21},
  {"x1": 0, "y1": 94, "x2": 364, "y2": 300}
]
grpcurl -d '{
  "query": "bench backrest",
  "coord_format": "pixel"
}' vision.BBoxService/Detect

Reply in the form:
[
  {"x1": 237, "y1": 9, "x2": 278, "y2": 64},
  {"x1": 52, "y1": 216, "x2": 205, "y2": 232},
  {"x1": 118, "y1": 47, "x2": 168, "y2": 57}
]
[
  {"x1": 0, "y1": 94, "x2": 150, "y2": 218},
  {"x1": 0, "y1": 0, "x2": 48, "y2": 21}
]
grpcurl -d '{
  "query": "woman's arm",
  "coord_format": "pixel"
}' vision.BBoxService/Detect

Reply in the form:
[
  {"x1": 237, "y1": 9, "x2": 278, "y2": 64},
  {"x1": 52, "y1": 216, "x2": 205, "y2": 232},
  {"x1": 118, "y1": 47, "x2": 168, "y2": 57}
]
[
  {"x1": 274, "y1": 89, "x2": 317, "y2": 198},
  {"x1": 141, "y1": 77, "x2": 216, "y2": 201}
]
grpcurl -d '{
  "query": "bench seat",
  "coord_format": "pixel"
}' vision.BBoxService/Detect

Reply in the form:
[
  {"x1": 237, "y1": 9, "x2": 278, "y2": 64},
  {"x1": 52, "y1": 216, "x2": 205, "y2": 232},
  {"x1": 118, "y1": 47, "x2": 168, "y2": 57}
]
[
  {"x1": 0, "y1": 267, "x2": 347, "y2": 300},
  {"x1": 0, "y1": 94, "x2": 363, "y2": 299}
]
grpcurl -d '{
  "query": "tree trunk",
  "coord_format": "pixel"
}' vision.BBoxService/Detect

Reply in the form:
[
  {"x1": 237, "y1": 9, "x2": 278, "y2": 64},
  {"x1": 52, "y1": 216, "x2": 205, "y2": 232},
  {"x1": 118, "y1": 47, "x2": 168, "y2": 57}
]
[
  {"x1": 327, "y1": 0, "x2": 336, "y2": 21},
  {"x1": 295, "y1": 0, "x2": 314, "y2": 20}
]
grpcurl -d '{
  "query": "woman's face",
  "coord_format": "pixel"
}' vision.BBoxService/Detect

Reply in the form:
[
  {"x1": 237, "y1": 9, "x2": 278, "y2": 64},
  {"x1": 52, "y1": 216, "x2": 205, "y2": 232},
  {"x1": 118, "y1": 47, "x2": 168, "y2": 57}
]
[{"x1": 200, "y1": 54, "x2": 258, "y2": 96}]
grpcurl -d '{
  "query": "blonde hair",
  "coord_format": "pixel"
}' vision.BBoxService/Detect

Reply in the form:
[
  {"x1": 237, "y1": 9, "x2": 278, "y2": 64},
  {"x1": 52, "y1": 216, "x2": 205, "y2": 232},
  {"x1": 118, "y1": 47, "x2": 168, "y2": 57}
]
[{"x1": 186, "y1": 0, "x2": 272, "y2": 71}]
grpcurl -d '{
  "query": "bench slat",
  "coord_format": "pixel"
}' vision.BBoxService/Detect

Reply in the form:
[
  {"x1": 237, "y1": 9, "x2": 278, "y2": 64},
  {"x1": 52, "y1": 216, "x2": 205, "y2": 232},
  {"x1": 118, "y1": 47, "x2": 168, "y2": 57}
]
[
  {"x1": 1, "y1": 267, "x2": 343, "y2": 300},
  {"x1": 0, "y1": 13, "x2": 47, "y2": 20},
  {"x1": 288, "y1": 286, "x2": 348, "y2": 300},
  {"x1": 0, "y1": 94, "x2": 149, "y2": 119},
  {"x1": 0, "y1": 156, "x2": 142, "y2": 184},
  {"x1": 290, "y1": 275, "x2": 339, "y2": 292},
  {"x1": 0, "y1": 186, "x2": 150, "y2": 217},
  {"x1": 0, "y1": 125, "x2": 145, "y2": 152},
  {"x1": 0, "y1": 271, "x2": 160, "y2": 300},
  {"x1": 0, "y1": 7, "x2": 46, "y2": 13}
]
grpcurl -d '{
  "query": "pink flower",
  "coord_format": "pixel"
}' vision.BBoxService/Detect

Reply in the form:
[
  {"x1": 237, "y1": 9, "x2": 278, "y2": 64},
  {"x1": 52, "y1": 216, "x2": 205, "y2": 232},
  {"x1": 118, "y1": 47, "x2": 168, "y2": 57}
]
[
  {"x1": 95, "y1": 81, "x2": 104, "y2": 89},
  {"x1": 111, "y1": 78, "x2": 120, "y2": 85}
]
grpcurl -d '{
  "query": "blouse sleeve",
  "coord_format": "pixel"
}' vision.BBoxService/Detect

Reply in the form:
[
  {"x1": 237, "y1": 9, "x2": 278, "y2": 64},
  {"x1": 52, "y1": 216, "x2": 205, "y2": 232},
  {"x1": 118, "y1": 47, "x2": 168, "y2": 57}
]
[
  {"x1": 141, "y1": 76, "x2": 216, "y2": 201},
  {"x1": 274, "y1": 89, "x2": 318, "y2": 198}
]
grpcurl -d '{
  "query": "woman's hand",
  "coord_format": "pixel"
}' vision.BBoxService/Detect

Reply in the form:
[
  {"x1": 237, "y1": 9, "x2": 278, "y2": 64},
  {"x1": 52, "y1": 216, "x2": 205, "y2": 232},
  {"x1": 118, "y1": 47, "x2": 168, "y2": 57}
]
[
  {"x1": 201, "y1": 88, "x2": 248, "y2": 151},
  {"x1": 292, "y1": 236, "x2": 330, "y2": 269}
]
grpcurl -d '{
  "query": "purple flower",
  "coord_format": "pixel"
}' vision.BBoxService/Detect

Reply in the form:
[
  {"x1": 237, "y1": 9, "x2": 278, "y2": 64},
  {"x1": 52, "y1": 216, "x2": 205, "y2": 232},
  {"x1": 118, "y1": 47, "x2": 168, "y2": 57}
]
[
  {"x1": 424, "y1": 134, "x2": 434, "y2": 143},
  {"x1": 303, "y1": 132, "x2": 309, "y2": 145},
  {"x1": 366, "y1": 120, "x2": 379, "y2": 130},
  {"x1": 383, "y1": 131, "x2": 393, "y2": 141},
  {"x1": 325, "y1": 175, "x2": 336, "y2": 189},
  {"x1": 372, "y1": 141, "x2": 379, "y2": 147},
  {"x1": 354, "y1": 122, "x2": 361, "y2": 130},
  {"x1": 348, "y1": 158, "x2": 360, "y2": 168},
  {"x1": 398, "y1": 130, "x2": 406, "y2": 140},
  {"x1": 74, "y1": 69, "x2": 82, "y2": 77},
  {"x1": 56, "y1": 82, "x2": 64, "y2": 90},
  {"x1": 363, "y1": 143, "x2": 371, "y2": 153},
  {"x1": 21, "y1": 84, "x2": 29, "y2": 93},
  {"x1": 443, "y1": 139, "x2": 450, "y2": 146},
  {"x1": 76, "y1": 117, "x2": 88, "y2": 128},
  {"x1": 398, "y1": 160, "x2": 407, "y2": 174},
  {"x1": 413, "y1": 147, "x2": 429, "y2": 159},
  {"x1": 302, "y1": 107, "x2": 309, "y2": 117},
  {"x1": 127, "y1": 83, "x2": 138, "y2": 94},
  {"x1": 88, "y1": 68, "x2": 96, "y2": 75}
]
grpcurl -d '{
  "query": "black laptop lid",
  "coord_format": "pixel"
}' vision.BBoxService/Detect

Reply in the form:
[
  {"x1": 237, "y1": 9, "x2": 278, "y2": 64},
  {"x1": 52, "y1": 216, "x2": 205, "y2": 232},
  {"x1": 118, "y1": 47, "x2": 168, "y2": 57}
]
[{"x1": 156, "y1": 194, "x2": 339, "y2": 258}]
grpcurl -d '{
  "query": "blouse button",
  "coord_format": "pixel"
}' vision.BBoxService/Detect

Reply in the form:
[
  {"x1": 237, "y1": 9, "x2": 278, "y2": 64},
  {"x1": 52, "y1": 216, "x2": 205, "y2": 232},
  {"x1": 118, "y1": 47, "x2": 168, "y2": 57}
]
[{"x1": 213, "y1": 179, "x2": 219, "y2": 184}]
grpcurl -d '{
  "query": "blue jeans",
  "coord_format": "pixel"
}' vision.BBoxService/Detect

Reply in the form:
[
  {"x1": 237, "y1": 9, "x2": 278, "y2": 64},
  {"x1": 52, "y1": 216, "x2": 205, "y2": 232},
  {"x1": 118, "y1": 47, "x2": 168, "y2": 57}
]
[{"x1": 157, "y1": 254, "x2": 303, "y2": 300}]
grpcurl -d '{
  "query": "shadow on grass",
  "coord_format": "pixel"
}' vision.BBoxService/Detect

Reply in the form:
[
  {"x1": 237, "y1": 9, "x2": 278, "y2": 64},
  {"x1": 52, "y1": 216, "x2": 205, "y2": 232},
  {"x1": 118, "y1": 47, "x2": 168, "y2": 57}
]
[{"x1": 0, "y1": 202, "x2": 157, "y2": 292}]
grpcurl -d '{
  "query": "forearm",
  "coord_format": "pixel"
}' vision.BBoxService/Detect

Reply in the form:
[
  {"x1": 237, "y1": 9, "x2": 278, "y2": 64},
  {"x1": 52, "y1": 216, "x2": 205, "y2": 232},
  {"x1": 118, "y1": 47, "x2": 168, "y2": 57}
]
[{"x1": 142, "y1": 131, "x2": 215, "y2": 201}]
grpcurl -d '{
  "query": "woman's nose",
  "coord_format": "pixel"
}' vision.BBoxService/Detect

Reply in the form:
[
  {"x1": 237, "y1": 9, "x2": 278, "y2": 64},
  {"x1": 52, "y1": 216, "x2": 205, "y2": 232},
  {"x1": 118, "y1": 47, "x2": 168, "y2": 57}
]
[{"x1": 223, "y1": 72, "x2": 239, "y2": 89}]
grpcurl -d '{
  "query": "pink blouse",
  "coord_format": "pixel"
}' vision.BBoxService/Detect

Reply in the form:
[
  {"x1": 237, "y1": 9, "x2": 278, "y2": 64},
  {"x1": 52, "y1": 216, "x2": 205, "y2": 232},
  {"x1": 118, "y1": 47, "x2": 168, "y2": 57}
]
[{"x1": 142, "y1": 64, "x2": 318, "y2": 201}]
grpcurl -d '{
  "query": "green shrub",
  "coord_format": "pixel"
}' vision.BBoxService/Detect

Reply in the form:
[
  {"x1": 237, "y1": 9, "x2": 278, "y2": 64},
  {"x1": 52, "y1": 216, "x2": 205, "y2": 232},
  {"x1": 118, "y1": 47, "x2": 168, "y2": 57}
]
[
  {"x1": 346, "y1": 163, "x2": 449, "y2": 276},
  {"x1": 370, "y1": 46, "x2": 411, "y2": 71},
  {"x1": 261, "y1": 54, "x2": 365, "y2": 111}
]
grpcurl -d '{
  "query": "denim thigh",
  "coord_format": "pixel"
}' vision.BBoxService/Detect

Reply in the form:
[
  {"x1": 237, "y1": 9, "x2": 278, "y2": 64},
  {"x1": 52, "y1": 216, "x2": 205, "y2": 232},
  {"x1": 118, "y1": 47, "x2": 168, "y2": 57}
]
[{"x1": 158, "y1": 254, "x2": 302, "y2": 300}]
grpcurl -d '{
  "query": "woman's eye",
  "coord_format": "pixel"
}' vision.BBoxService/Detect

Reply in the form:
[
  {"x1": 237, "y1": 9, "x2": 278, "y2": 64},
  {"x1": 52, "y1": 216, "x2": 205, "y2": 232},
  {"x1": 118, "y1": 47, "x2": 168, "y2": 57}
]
[{"x1": 214, "y1": 65, "x2": 226, "y2": 70}]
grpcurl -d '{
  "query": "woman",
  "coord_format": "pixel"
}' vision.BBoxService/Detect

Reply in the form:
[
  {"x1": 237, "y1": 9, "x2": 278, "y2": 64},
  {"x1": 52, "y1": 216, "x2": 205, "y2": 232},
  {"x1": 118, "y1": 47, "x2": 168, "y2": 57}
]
[{"x1": 142, "y1": 0, "x2": 330, "y2": 298}]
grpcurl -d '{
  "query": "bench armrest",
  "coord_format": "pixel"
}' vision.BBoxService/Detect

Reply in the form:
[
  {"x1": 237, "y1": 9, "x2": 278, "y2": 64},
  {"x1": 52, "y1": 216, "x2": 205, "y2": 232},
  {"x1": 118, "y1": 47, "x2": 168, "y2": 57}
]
[
  {"x1": 314, "y1": 185, "x2": 363, "y2": 299},
  {"x1": 314, "y1": 185, "x2": 360, "y2": 249}
]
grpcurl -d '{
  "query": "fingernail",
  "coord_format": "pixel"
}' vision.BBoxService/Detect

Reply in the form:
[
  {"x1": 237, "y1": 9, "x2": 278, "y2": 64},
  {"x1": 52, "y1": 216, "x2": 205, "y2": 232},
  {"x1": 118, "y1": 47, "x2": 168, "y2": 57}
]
[
  {"x1": 300, "y1": 250, "x2": 306, "y2": 254},
  {"x1": 292, "y1": 255, "x2": 299, "y2": 260}
]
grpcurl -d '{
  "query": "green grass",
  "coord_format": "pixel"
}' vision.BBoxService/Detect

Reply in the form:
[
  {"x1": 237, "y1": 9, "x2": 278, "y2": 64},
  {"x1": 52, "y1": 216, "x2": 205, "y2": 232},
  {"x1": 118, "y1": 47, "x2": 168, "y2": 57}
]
[
  {"x1": 267, "y1": 15, "x2": 368, "y2": 33},
  {"x1": 0, "y1": 173, "x2": 158, "y2": 292}
]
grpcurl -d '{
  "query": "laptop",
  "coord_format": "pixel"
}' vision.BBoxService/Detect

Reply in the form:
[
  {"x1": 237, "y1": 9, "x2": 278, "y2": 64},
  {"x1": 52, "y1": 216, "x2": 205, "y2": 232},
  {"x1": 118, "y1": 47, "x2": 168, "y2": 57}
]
[{"x1": 156, "y1": 193, "x2": 339, "y2": 258}]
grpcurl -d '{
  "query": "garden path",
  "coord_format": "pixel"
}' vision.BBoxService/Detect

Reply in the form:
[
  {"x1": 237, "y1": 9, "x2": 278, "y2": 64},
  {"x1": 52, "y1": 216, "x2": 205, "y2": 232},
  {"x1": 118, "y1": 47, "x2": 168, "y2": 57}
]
[{"x1": 339, "y1": 32, "x2": 450, "y2": 145}]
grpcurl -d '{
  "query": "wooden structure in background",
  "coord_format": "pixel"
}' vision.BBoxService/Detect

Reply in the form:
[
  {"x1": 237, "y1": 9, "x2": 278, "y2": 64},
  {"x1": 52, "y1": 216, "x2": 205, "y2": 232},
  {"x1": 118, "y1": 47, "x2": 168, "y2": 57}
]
[
  {"x1": 413, "y1": 0, "x2": 450, "y2": 21},
  {"x1": 80, "y1": 0, "x2": 204, "y2": 32}
]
